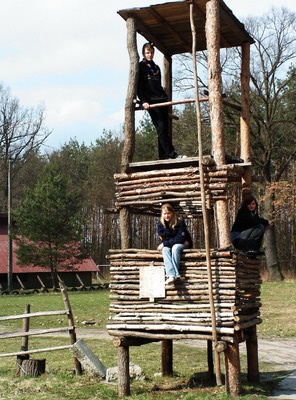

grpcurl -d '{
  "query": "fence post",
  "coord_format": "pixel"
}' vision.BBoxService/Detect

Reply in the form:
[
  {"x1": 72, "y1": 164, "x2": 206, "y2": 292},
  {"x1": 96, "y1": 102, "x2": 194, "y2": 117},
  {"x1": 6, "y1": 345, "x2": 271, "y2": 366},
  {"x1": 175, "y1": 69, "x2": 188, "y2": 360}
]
[
  {"x1": 59, "y1": 281, "x2": 82, "y2": 375},
  {"x1": 16, "y1": 304, "x2": 30, "y2": 376}
]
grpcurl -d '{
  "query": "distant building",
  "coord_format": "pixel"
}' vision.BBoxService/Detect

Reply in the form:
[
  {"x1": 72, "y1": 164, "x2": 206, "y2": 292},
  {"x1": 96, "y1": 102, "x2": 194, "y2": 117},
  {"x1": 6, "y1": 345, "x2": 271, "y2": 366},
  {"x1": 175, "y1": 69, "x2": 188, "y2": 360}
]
[{"x1": 0, "y1": 213, "x2": 98, "y2": 290}]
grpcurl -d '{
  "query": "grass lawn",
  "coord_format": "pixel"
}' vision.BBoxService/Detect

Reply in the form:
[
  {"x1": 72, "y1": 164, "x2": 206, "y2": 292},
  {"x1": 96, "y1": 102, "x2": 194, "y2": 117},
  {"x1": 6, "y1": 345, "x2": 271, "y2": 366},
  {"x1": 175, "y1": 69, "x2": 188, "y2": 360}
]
[
  {"x1": 0, "y1": 282, "x2": 295, "y2": 399},
  {"x1": 259, "y1": 281, "x2": 296, "y2": 338}
]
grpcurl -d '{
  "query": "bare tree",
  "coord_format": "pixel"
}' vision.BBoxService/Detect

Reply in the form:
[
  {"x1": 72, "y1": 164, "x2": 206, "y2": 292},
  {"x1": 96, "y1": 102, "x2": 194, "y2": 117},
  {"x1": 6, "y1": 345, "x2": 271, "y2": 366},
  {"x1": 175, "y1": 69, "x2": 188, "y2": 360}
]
[
  {"x1": 237, "y1": 8, "x2": 296, "y2": 280},
  {"x1": 0, "y1": 85, "x2": 51, "y2": 210}
]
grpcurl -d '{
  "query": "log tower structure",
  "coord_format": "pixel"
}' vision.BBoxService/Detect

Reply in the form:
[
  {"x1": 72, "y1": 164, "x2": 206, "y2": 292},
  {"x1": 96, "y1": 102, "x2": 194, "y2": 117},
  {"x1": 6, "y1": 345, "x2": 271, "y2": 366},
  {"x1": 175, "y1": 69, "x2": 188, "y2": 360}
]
[{"x1": 107, "y1": 0, "x2": 260, "y2": 397}]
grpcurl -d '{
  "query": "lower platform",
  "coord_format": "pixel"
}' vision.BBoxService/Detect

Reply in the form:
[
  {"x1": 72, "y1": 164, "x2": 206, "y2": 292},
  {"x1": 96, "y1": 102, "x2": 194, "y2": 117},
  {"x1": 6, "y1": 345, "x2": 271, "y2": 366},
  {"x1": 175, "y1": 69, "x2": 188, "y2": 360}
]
[{"x1": 107, "y1": 249, "x2": 262, "y2": 343}]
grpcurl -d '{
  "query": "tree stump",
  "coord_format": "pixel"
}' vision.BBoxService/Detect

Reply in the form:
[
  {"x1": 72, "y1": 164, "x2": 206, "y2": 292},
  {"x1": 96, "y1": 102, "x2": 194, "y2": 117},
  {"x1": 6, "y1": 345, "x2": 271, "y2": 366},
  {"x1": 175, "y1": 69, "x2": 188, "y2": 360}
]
[
  {"x1": 19, "y1": 359, "x2": 46, "y2": 377},
  {"x1": 16, "y1": 355, "x2": 29, "y2": 377}
]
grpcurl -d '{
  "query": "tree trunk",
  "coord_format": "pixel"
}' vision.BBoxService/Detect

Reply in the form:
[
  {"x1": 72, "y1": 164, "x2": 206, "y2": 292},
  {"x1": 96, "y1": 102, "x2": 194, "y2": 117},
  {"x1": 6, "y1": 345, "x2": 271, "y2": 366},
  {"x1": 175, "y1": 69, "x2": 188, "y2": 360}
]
[
  {"x1": 50, "y1": 265, "x2": 59, "y2": 290},
  {"x1": 263, "y1": 187, "x2": 284, "y2": 281},
  {"x1": 264, "y1": 225, "x2": 283, "y2": 281},
  {"x1": 291, "y1": 164, "x2": 296, "y2": 273}
]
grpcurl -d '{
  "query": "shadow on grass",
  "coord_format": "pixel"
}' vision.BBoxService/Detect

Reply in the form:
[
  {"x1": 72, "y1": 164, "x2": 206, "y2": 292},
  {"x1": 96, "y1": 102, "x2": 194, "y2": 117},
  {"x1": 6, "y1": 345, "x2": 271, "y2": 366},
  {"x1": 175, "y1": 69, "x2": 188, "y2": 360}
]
[
  {"x1": 251, "y1": 369, "x2": 295, "y2": 396},
  {"x1": 133, "y1": 369, "x2": 295, "y2": 398},
  {"x1": 149, "y1": 372, "x2": 216, "y2": 393}
]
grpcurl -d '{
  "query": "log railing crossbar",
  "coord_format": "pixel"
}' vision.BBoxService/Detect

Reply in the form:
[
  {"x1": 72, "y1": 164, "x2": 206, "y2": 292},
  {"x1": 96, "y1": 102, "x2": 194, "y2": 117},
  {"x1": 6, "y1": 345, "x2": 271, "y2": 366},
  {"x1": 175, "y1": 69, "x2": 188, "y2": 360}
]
[
  {"x1": 0, "y1": 310, "x2": 68, "y2": 321},
  {"x1": 134, "y1": 97, "x2": 241, "y2": 112},
  {"x1": 0, "y1": 326, "x2": 74, "y2": 340},
  {"x1": 0, "y1": 345, "x2": 73, "y2": 358}
]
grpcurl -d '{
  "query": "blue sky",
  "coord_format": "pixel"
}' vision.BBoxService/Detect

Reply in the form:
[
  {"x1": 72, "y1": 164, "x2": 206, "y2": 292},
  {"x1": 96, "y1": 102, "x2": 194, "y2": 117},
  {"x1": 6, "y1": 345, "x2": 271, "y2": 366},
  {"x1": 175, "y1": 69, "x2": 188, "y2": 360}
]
[{"x1": 0, "y1": 0, "x2": 295, "y2": 151}]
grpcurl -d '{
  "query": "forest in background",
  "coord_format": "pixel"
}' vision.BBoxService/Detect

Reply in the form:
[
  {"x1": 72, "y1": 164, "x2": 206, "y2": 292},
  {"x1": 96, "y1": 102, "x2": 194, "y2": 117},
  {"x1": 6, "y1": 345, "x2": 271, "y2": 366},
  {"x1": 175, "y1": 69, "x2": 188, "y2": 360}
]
[{"x1": 0, "y1": 8, "x2": 295, "y2": 279}]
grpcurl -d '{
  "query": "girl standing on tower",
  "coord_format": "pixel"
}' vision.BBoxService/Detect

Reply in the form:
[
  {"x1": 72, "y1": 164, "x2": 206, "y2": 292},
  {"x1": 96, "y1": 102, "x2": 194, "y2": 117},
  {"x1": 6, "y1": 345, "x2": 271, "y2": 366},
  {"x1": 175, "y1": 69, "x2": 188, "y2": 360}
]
[{"x1": 138, "y1": 42, "x2": 185, "y2": 160}]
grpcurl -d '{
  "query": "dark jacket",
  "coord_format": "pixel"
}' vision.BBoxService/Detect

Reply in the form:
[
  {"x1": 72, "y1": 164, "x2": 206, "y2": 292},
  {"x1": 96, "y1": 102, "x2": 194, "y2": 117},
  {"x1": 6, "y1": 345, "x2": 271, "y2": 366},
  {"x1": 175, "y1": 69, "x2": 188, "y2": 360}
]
[
  {"x1": 137, "y1": 58, "x2": 168, "y2": 104},
  {"x1": 231, "y1": 207, "x2": 269, "y2": 233},
  {"x1": 157, "y1": 219, "x2": 193, "y2": 248}
]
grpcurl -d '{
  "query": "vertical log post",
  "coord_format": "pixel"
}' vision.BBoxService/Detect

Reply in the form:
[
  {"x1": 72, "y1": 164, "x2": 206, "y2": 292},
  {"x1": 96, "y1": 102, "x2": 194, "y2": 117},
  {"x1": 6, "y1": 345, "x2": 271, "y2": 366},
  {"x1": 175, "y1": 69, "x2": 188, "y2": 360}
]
[
  {"x1": 16, "y1": 304, "x2": 30, "y2": 376},
  {"x1": 161, "y1": 339, "x2": 173, "y2": 376},
  {"x1": 118, "y1": 344, "x2": 130, "y2": 397},
  {"x1": 207, "y1": 340, "x2": 214, "y2": 379},
  {"x1": 120, "y1": 207, "x2": 132, "y2": 249},
  {"x1": 7, "y1": 158, "x2": 13, "y2": 291},
  {"x1": 240, "y1": 42, "x2": 252, "y2": 197},
  {"x1": 190, "y1": 3, "x2": 222, "y2": 386},
  {"x1": 224, "y1": 332, "x2": 242, "y2": 396},
  {"x1": 117, "y1": 18, "x2": 138, "y2": 397},
  {"x1": 121, "y1": 17, "x2": 139, "y2": 173},
  {"x1": 163, "y1": 54, "x2": 172, "y2": 141},
  {"x1": 59, "y1": 281, "x2": 82, "y2": 375},
  {"x1": 205, "y1": 0, "x2": 230, "y2": 247},
  {"x1": 120, "y1": 16, "x2": 139, "y2": 249},
  {"x1": 246, "y1": 325, "x2": 259, "y2": 382}
]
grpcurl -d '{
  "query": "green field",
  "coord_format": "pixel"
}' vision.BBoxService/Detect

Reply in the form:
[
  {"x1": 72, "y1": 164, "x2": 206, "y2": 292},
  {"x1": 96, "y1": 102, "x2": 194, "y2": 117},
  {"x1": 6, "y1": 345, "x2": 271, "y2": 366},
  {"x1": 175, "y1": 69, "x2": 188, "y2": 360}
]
[{"x1": 0, "y1": 282, "x2": 295, "y2": 399}]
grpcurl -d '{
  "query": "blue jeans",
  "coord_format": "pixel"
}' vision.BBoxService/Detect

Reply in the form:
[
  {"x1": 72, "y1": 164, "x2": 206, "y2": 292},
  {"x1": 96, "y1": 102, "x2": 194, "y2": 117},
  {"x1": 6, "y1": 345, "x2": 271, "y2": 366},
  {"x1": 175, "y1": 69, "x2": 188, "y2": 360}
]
[{"x1": 162, "y1": 244, "x2": 185, "y2": 278}]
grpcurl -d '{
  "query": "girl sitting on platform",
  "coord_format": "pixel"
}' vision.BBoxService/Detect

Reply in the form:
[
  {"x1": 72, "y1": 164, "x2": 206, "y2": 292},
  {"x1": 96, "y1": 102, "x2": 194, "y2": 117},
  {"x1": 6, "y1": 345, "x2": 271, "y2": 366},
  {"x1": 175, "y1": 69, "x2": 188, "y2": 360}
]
[
  {"x1": 157, "y1": 203, "x2": 192, "y2": 285},
  {"x1": 231, "y1": 195, "x2": 271, "y2": 257}
]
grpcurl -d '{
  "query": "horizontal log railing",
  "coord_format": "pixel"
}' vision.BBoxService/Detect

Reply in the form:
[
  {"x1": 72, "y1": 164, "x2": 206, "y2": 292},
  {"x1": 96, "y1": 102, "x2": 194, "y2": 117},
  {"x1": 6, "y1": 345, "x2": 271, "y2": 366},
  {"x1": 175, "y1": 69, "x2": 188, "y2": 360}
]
[{"x1": 134, "y1": 97, "x2": 242, "y2": 112}]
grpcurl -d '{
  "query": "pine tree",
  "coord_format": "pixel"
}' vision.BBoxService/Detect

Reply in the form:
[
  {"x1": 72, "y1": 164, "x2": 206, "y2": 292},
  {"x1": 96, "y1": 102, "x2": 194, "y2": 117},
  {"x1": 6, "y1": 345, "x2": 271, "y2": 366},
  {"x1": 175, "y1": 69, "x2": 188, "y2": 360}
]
[{"x1": 14, "y1": 162, "x2": 85, "y2": 289}]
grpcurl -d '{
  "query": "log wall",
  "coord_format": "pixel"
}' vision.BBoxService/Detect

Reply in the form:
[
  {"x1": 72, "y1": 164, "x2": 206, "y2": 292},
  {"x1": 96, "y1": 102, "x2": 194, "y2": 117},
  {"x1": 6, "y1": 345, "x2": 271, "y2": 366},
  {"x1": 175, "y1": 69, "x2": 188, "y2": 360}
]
[
  {"x1": 107, "y1": 249, "x2": 262, "y2": 343},
  {"x1": 114, "y1": 162, "x2": 249, "y2": 217}
]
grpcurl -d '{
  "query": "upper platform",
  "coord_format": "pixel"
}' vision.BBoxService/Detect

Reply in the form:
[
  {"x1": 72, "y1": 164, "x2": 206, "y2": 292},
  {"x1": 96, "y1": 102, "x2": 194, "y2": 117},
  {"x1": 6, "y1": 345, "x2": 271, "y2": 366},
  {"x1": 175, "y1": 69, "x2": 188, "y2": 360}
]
[
  {"x1": 114, "y1": 157, "x2": 251, "y2": 217},
  {"x1": 118, "y1": 0, "x2": 254, "y2": 56}
]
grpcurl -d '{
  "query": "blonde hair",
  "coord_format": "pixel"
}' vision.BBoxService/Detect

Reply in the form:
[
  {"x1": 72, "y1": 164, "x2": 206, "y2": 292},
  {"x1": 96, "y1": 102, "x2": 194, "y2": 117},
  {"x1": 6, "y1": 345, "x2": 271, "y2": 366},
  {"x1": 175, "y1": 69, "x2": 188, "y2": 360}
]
[{"x1": 160, "y1": 203, "x2": 178, "y2": 229}]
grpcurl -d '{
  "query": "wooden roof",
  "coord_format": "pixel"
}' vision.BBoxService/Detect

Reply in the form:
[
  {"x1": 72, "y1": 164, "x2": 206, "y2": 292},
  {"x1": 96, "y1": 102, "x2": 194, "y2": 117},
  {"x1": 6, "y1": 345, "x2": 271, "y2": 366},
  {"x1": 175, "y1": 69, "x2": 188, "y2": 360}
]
[{"x1": 118, "y1": 0, "x2": 254, "y2": 56}]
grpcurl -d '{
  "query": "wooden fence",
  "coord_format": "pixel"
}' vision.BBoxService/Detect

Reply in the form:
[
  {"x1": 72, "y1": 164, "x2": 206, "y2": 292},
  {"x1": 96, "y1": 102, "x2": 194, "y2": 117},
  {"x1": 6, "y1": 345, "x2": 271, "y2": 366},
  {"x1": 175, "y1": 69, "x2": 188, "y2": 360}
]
[{"x1": 0, "y1": 282, "x2": 82, "y2": 375}]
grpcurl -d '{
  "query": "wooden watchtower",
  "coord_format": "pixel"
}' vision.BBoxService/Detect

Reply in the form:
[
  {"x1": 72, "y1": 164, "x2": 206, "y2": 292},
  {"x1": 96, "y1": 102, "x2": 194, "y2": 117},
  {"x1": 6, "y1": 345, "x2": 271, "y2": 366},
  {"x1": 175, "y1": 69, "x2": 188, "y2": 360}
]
[{"x1": 107, "y1": 0, "x2": 259, "y2": 397}]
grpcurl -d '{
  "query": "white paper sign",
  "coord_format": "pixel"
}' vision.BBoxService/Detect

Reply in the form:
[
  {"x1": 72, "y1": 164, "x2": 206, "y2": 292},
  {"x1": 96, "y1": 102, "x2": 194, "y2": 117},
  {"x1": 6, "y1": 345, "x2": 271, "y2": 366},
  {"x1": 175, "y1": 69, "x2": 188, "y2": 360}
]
[{"x1": 139, "y1": 265, "x2": 165, "y2": 300}]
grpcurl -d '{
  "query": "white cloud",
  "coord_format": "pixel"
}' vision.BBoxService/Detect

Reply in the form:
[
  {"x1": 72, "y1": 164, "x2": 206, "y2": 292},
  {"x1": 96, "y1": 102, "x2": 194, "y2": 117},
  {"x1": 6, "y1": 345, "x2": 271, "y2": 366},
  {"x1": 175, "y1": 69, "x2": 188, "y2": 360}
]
[
  {"x1": 0, "y1": 1, "x2": 129, "y2": 80},
  {"x1": 18, "y1": 85, "x2": 108, "y2": 125},
  {"x1": 225, "y1": 0, "x2": 296, "y2": 17},
  {"x1": 104, "y1": 108, "x2": 125, "y2": 128}
]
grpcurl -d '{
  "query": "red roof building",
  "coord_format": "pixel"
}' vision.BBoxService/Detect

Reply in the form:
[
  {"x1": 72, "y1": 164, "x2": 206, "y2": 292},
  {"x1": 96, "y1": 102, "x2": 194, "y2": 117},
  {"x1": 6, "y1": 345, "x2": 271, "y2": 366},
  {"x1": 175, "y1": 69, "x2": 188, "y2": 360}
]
[{"x1": 0, "y1": 213, "x2": 98, "y2": 291}]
